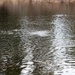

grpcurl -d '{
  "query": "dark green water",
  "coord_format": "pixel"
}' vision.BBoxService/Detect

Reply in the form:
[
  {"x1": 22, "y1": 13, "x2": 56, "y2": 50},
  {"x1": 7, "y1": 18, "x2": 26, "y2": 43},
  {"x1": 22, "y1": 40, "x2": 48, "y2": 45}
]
[{"x1": 0, "y1": 2, "x2": 75, "y2": 75}]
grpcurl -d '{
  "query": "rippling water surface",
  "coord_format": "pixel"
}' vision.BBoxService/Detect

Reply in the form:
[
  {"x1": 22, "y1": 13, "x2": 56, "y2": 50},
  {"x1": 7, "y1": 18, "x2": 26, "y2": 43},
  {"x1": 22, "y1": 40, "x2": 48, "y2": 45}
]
[{"x1": 0, "y1": 1, "x2": 75, "y2": 75}]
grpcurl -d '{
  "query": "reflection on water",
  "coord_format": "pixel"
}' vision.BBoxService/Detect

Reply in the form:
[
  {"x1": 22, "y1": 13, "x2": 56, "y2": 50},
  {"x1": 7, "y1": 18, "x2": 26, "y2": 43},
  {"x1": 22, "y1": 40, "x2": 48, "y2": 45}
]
[
  {"x1": 29, "y1": 30, "x2": 49, "y2": 37},
  {"x1": 0, "y1": 3, "x2": 22, "y2": 75},
  {"x1": 51, "y1": 15, "x2": 75, "y2": 75},
  {"x1": 1, "y1": 1, "x2": 75, "y2": 75}
]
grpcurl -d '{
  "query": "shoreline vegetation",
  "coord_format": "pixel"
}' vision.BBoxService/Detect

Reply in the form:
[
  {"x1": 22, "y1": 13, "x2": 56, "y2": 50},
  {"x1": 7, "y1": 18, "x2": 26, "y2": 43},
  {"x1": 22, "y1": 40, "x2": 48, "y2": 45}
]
[
  {"x1": 0, "y1": 0, "x2": 75, "y2": 4},
  {"x1": 0, "y1": 0, "x2": 75, "y2": 7},
  {"x1": 0, "y1": 0, "x2": 75, "y2": 15}
]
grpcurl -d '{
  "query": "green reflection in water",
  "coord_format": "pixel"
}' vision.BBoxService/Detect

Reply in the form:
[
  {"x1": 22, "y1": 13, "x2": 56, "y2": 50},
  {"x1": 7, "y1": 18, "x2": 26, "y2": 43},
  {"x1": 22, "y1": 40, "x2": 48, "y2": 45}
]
[
  {"x1": 0, "y1": 4, "x2": 20, "y2": 30},
  {"x1": 0, "y1": 4, "x2": 23, "y2": 75}
]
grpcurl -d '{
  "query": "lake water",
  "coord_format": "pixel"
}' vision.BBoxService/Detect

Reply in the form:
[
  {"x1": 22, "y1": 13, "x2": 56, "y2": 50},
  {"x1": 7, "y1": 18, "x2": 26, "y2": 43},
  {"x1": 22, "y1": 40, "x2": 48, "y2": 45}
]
[{"x1": 0, "y1": 1, "x2": 75, "y2": 75}]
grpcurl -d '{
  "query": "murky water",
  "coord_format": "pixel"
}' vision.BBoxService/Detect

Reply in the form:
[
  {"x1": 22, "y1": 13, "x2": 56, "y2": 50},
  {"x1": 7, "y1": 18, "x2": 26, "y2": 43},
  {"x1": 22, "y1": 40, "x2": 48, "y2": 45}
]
[{"x1": 0, "y1": 1, "x2": 75, "y2": 75}]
